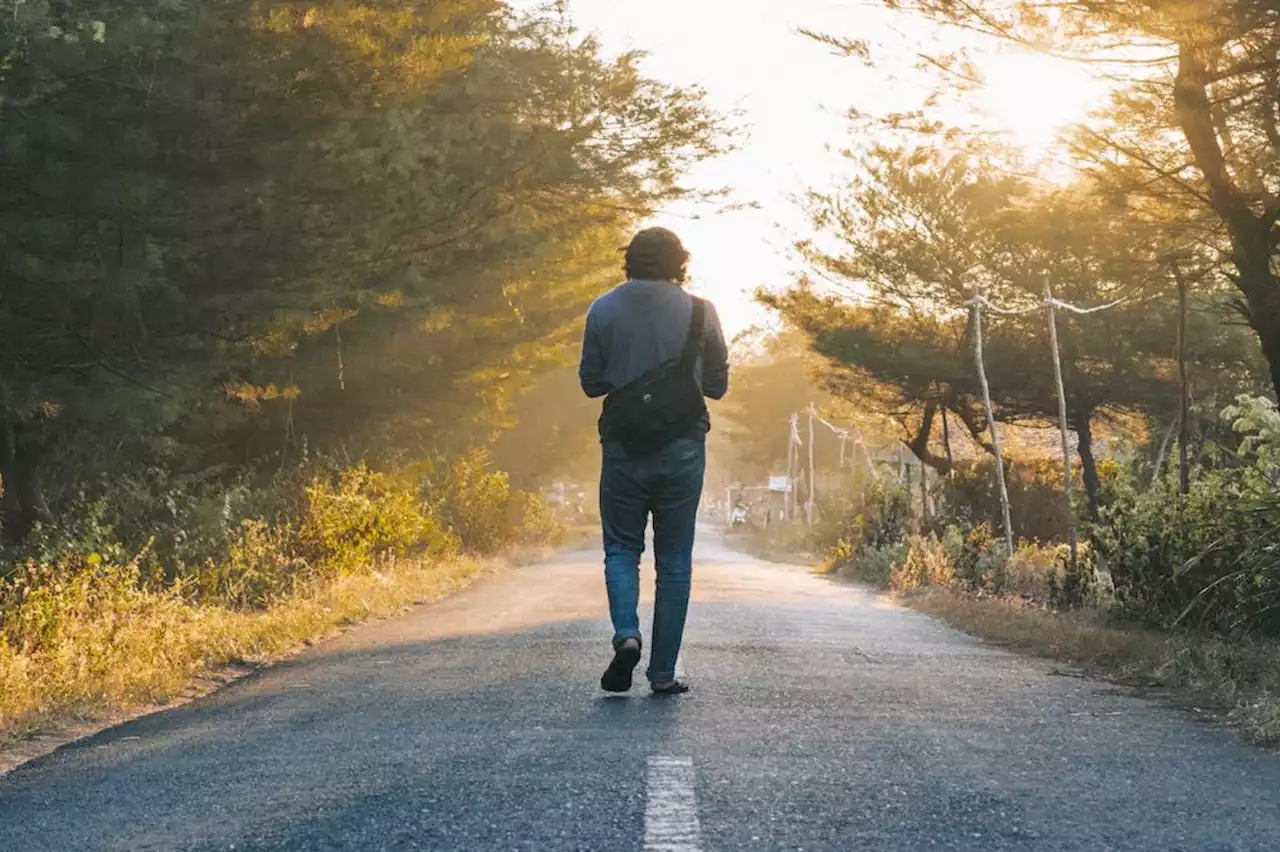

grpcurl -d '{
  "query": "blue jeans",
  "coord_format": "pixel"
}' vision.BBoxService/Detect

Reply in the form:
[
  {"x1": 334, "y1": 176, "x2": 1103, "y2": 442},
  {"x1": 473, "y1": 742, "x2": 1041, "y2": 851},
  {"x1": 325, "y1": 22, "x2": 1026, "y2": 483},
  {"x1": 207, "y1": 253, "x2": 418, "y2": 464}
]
[{"x1": 599, "y1": 438, "x2": 706, "y2": 684}]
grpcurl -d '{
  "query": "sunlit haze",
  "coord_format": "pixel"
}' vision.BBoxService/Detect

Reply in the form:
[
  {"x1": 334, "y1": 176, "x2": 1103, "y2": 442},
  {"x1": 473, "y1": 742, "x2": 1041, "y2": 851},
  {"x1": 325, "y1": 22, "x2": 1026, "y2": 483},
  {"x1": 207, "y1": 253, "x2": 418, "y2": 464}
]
[{"x1": 560, "y1": 0, "x2": 1111, "y2": 340}]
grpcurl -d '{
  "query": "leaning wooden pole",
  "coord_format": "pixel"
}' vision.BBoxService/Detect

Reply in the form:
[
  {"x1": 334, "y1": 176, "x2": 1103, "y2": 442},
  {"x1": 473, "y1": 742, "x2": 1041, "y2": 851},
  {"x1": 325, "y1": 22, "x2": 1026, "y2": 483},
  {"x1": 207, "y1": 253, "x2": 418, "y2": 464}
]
[
  {"x1": 1044, "y1": 281, "x2": 1079, "y2": 573},
  {"x1": 785, "y1": 414, "x2": 797, "y2": 521},
  {"x1": 971, "y1": 300, "x2": 1014, "y2": 555},
  {"x1": 1175, "y1": 264, "x2": 1191, "y2": 497},
  {"x1": 806, "y1": 405, "x2": 816, "y2": 529}
]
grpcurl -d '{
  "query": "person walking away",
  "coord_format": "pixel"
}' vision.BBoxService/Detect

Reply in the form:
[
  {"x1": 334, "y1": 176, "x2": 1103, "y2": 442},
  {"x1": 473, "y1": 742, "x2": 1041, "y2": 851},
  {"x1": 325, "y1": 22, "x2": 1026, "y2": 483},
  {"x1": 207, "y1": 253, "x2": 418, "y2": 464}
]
[{"x1": 578, "y1": 227, "x2": 729, "y2": 695}]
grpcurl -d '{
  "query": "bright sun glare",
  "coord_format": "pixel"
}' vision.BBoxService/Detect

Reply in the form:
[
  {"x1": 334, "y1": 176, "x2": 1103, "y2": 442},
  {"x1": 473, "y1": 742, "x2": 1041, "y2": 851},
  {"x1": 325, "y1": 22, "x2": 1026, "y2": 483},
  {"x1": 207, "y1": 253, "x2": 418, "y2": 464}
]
[
  {"x1": 557, "y1": 0, "x2": 1115, "y2": 340},
  {"x1": 978, "y1": 49, "x2": 1107, "y2": 160}
]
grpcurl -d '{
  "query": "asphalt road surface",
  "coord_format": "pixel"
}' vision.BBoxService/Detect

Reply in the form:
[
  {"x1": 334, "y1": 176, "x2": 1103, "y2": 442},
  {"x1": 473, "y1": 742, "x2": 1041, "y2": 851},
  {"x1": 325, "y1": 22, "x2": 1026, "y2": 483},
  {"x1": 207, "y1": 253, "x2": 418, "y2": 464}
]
[{"x1": 2, "y1": 529, "x2": 1279, "y2": 851}]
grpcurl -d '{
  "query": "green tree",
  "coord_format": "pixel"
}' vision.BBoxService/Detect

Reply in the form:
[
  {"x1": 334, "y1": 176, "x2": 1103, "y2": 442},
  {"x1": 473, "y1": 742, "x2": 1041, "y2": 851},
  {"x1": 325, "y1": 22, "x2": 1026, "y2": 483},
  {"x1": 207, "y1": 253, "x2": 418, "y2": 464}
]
[
  {"x1": 768, "y1": 147, "x2": 1249, "y2": 512},
  {"x1": 0, "y1": 0, "x2": 723, "y2": 542},
  {"x1": 836, "y1": 0, "x2": 1280, "y2": 401}
]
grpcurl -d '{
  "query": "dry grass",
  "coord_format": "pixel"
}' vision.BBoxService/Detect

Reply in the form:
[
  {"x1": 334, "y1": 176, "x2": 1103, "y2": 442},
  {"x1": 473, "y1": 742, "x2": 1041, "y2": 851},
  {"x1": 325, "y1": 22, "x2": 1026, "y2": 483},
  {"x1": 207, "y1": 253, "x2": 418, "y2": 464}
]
[
  {"x1": 0, "y1": 554, "x2": 487, "y2": 746},
  {"x1": 908, "y1": 588, "x2": 1280, "y2": 745},
  {"x1": 740, "y1": 524, "x2": 818, "y2": 566}
]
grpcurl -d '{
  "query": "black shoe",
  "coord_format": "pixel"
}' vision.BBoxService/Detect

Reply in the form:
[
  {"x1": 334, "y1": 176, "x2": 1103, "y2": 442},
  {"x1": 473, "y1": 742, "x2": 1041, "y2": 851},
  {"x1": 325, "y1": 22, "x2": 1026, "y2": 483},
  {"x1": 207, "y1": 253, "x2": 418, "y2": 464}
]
[
  {"x1": 650, "y1": 679, "x2": 691, "y2": 696},
  {"x1": 600, "y1": 638, "x2": 642, "y2": 692}
]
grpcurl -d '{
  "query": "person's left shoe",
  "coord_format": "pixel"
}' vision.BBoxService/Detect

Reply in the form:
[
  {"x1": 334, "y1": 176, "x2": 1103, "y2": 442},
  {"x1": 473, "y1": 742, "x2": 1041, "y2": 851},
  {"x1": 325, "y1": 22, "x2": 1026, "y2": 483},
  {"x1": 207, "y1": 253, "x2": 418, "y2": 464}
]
[{"x1": 600, "y1": 637, "x2": 642, "y2": 692}]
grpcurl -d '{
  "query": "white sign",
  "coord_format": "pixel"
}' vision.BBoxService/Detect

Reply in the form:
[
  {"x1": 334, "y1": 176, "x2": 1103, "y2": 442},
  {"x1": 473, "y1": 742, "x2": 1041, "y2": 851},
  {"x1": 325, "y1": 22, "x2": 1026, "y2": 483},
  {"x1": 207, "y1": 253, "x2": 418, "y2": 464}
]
[{"x1": 768, "y1": 476, "x2": 791, "y2": 493}]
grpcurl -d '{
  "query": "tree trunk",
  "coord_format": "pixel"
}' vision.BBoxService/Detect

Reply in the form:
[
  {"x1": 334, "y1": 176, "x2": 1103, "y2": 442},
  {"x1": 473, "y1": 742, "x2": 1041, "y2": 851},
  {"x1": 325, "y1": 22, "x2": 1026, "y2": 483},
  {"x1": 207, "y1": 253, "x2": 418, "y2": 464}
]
[
  {"x1": 1175, "y1": 40, "x2": 1280, "y2": 400},
  {"x1": 904, "y1": 399, "x2": 954, "y2": 474},
  {"x1": 0, "y1": 414, "x2": 17, "y2": 544},
  {"x1": 0, "y1": 417, "x2": 52, "y2": 544},
  {"x1": 1072, "y1": 412, "x2": 1102, "y2": 519},
  {"x1": 1246, "y1": 287, "x2": 1280, "y2": 401}
]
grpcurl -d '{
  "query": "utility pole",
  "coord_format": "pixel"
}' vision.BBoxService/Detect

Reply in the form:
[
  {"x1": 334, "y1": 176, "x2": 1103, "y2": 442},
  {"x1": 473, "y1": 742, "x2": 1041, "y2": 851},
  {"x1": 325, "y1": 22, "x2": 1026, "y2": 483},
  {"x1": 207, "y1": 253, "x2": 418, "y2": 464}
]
[
  {"x1": 1175, "y1": 263, "x2": 1191, "y2": 497},
  {"x1": 971, "y1": 300, "x2": 1015, "y2": 555},
  {"x1": 1044, "y1": 279, "x2": 1079, "y2": 573},
  {"x1": 919, "y1": 464, "x2": 929, "y2": 528},
  {"x1": 785, "y1": 413, "x2": 797, "y2": 521},
  {"x1": 806, "y1": 404, "x2": 816, "y2": 529}
]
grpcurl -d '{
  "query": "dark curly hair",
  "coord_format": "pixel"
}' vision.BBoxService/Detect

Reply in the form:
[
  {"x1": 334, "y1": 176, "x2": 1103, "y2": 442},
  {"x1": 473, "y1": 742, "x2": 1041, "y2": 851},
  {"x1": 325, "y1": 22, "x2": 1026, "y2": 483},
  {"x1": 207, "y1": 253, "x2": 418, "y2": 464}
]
[{"x1": 623, "y1": 227, "x2": 689, "y2": 284}]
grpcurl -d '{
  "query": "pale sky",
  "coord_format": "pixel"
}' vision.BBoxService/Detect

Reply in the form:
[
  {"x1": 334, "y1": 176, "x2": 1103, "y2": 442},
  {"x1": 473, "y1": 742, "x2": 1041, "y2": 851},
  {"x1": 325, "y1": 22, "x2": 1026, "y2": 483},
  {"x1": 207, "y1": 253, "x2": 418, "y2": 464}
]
[{"x1": 557, "y1": 0, "x2": 1112, "y2": 339}]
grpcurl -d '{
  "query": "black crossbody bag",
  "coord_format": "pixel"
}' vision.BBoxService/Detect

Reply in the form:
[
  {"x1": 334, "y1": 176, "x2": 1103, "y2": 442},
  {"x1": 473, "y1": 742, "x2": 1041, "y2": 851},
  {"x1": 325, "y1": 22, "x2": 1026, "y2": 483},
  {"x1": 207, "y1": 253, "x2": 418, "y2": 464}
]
[{"x1": 599, "y1": 298, "x2": 708, "y2": 458}]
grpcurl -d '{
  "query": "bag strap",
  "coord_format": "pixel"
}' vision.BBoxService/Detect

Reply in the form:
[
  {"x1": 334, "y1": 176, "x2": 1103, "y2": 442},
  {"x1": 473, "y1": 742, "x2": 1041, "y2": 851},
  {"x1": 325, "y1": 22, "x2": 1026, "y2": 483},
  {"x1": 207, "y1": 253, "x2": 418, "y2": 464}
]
[{"x1": 678, "y1": 297, "x2": 707, "y2": 369}]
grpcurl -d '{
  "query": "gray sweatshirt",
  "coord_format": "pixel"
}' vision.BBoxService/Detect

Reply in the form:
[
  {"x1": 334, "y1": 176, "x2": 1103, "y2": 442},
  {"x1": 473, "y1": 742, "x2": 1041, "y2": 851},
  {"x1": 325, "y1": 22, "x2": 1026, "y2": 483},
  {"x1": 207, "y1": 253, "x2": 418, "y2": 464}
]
[{"x1": 578, "y1": 279, "x2": 730, "y2": 437}]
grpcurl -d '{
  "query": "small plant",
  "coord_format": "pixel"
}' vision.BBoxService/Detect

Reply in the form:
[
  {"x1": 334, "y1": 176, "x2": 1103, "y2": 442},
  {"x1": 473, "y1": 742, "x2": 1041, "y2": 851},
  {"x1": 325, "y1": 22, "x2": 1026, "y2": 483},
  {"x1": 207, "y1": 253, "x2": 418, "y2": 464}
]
[
  {"x1": 299, "y1": 464, "x2": 446, "y2": 576},
  {"x1": 1003, "y1": 543, "x2": 1065, "y2": 601},
  {"x1": 952, "y1": 523, "x2": 997, "y2": 588},
  {"x1": 888, "y1": 535, "x2": 955, "y2": 594},
  {"x1": 512, "y1": 491, "x2": 565, "y2": 546},
  {"x1": 821, "y1": 537, "x2": 857, "y2": 575},
  {"x1": 842, "y1": 541, "x2": 908, "y2": 587},
  {"x1": 433, "y1": 449, "x2": 518, "y2": 555}
]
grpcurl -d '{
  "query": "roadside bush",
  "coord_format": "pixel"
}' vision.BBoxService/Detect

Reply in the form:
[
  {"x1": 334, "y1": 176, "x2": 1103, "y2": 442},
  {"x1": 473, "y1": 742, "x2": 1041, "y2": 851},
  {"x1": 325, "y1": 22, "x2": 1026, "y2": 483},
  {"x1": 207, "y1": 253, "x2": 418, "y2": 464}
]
[
  {"x1": 941, "y1": 457, "x2": 1105, "y2": 543},
  {"x1": 13, "y1": 496, "x2": 132, "y2": 574},
  {"x1": 0, "y1": 557, "x2": 165, "y2": 658},
  {"x1": 433, "y1": 449, "x2": 520, "y2": 555},
  {"x1": 299, "y1": 464, "x2": 451, "y2": 575},
  {"x1": 1090, "y1": 395, "x2": 1280, "y2": 636},
  {"x1": 823, "y1": 483, "x2": 913, "y2": 551},
  {"x1": 822, "y1": 537, "x2": 857, "y2": 575},
  {"x1": 840, "y1": 540, "x2": 908, "y2": 588},
  {"x1": 810, "y1": 493, "x2": 860, "y2": 554},
  {"x1": 191, "y1": 518, "x2": 308, "y2": 609},
  {"x1": 950, "y1": 523, "x2": 1006, "y2": 590},
  {"x1": 888, "y1": 535, "x2": 955, "y2": 593},
  {"x1": 811, "y1": 483, "x2": 919, "y2": 587},
  {"x1": 0, "y1": 449, "x2": 546, "y2": 737},
  {"x1": 1003, "y1": 543, "x2": 1064, "y2": 601},
  {"x1": 749, "y1": 520, "x2": 820, "y2": 564},
  {"x1": 512, "y1": 491, "x2": 565, "y2": 546}
]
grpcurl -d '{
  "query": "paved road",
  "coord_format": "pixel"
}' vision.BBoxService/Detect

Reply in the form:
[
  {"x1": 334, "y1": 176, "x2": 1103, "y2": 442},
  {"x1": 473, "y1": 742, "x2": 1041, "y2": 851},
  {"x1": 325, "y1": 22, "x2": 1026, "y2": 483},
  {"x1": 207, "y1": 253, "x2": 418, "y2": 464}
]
[{"x1": 2, "y1": 530, "x2": 1278, "y2": 851}]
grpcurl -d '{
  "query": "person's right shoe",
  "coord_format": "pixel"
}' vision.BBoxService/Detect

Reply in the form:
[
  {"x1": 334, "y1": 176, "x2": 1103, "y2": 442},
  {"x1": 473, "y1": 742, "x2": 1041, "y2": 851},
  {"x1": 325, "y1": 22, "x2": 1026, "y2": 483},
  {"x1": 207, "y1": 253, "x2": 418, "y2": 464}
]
[
  {"x1": 650, "y1": 680, "x2": 690, "y2": 695},
  {"x1": 600, "y1": 637, "x2": 642, "y2": 692}
]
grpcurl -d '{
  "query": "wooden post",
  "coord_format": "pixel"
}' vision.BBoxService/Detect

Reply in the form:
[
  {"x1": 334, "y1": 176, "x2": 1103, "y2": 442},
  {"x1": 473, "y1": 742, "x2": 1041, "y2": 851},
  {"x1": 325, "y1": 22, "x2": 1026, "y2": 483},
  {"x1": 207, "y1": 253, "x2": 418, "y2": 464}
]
[
  {"x1": 785, "y1": 414, "x2": 796, "y2": 521},
  {"x1": 1150, "y1": 413, "x2": 1180, "y2": 488},
  {"x1": 806, "y1": 405, "x2": 816, "y2": 528},
  {"x1": 941, "y1": 404, "x2": 954, "y2": 511},
  {"x1": 1044, "y1": 280, "x2": 1079, "y2": 573},
  {"x1": 941, "y1": 405, "x2": 954, "y2": 471},
  {"x1": 918, "y1": 462, "x2": 929, "y2": 528},
  {"x1": 1175, "y1": 265, "x2": 1191, "y2": 497},
  {"x1": 971, "y1": 301, "x2": 1015, "y2": 555}
]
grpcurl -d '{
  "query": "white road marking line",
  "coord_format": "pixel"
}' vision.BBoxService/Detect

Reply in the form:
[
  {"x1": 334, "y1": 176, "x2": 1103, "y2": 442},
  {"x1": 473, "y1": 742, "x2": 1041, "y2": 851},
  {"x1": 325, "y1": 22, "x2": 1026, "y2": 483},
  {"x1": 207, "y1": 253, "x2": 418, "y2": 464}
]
[{"x1": 644, "y1": 756, "x2": 703, "y2": 852}]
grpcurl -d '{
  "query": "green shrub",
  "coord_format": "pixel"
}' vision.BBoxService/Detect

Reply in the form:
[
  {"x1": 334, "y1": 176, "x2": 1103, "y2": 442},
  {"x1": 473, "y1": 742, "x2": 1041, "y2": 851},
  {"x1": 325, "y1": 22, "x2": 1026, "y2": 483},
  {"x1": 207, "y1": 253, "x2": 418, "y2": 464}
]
[
  {"x1": 819, "y1": 483, "x2": 913, "y2": 553},
  {"x1": 512, "y1": 491, "x2": 565, "y2": 546},
  {"x1": 14, "y1": 496, "x2": 131, "y2": 573},
  {"x1": 3, "y1": 558, "x2": 136, "y2": 655},
  {"x1": 889, "y1": 535, "x2": 955, "y2": 594},
  {"x1": 1088, "y1": 396, "x2": 1280, "y2": 636},
  {"x1": 1003, "y1": 543, "x2": 1064, "y2": 600},
  {"x1": 841, "y1": 541, "x2": 908, "y2": 588},
  {"x1": 948, "y1": 522, "x2": 1010, "y2": 591},
  {"x1": 299, "y1": 464, "x2": 451, "y2": 576},
  {"x1": 746, "y1": 520, "x2": 818, "y2": 564},
  {"x1": 941, "y1": 457, "x2": 1099, "y2": 544},
  {"x1": 433, "y1": 449, "x2": 519, "y2": 555},
  {"x1": 193, "y1": 518, "x2": 310, "y2": 609},
  {"x1": 822, "y1": 537, "x2": 857, "y2": 575}
]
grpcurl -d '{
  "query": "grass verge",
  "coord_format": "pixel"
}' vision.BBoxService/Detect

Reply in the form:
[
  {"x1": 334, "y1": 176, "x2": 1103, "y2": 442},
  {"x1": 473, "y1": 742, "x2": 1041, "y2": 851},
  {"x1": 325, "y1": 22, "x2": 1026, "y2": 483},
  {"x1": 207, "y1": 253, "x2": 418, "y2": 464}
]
[
  {"x1": 0, "y1": 552, "x2": 493, "y2": 756},
  {"x1": 906, "y1": 587, "x2": 1280, "y2": 745},
  {"x1": 737, "y1": 525, "x2": 817, "y2": 565}
]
